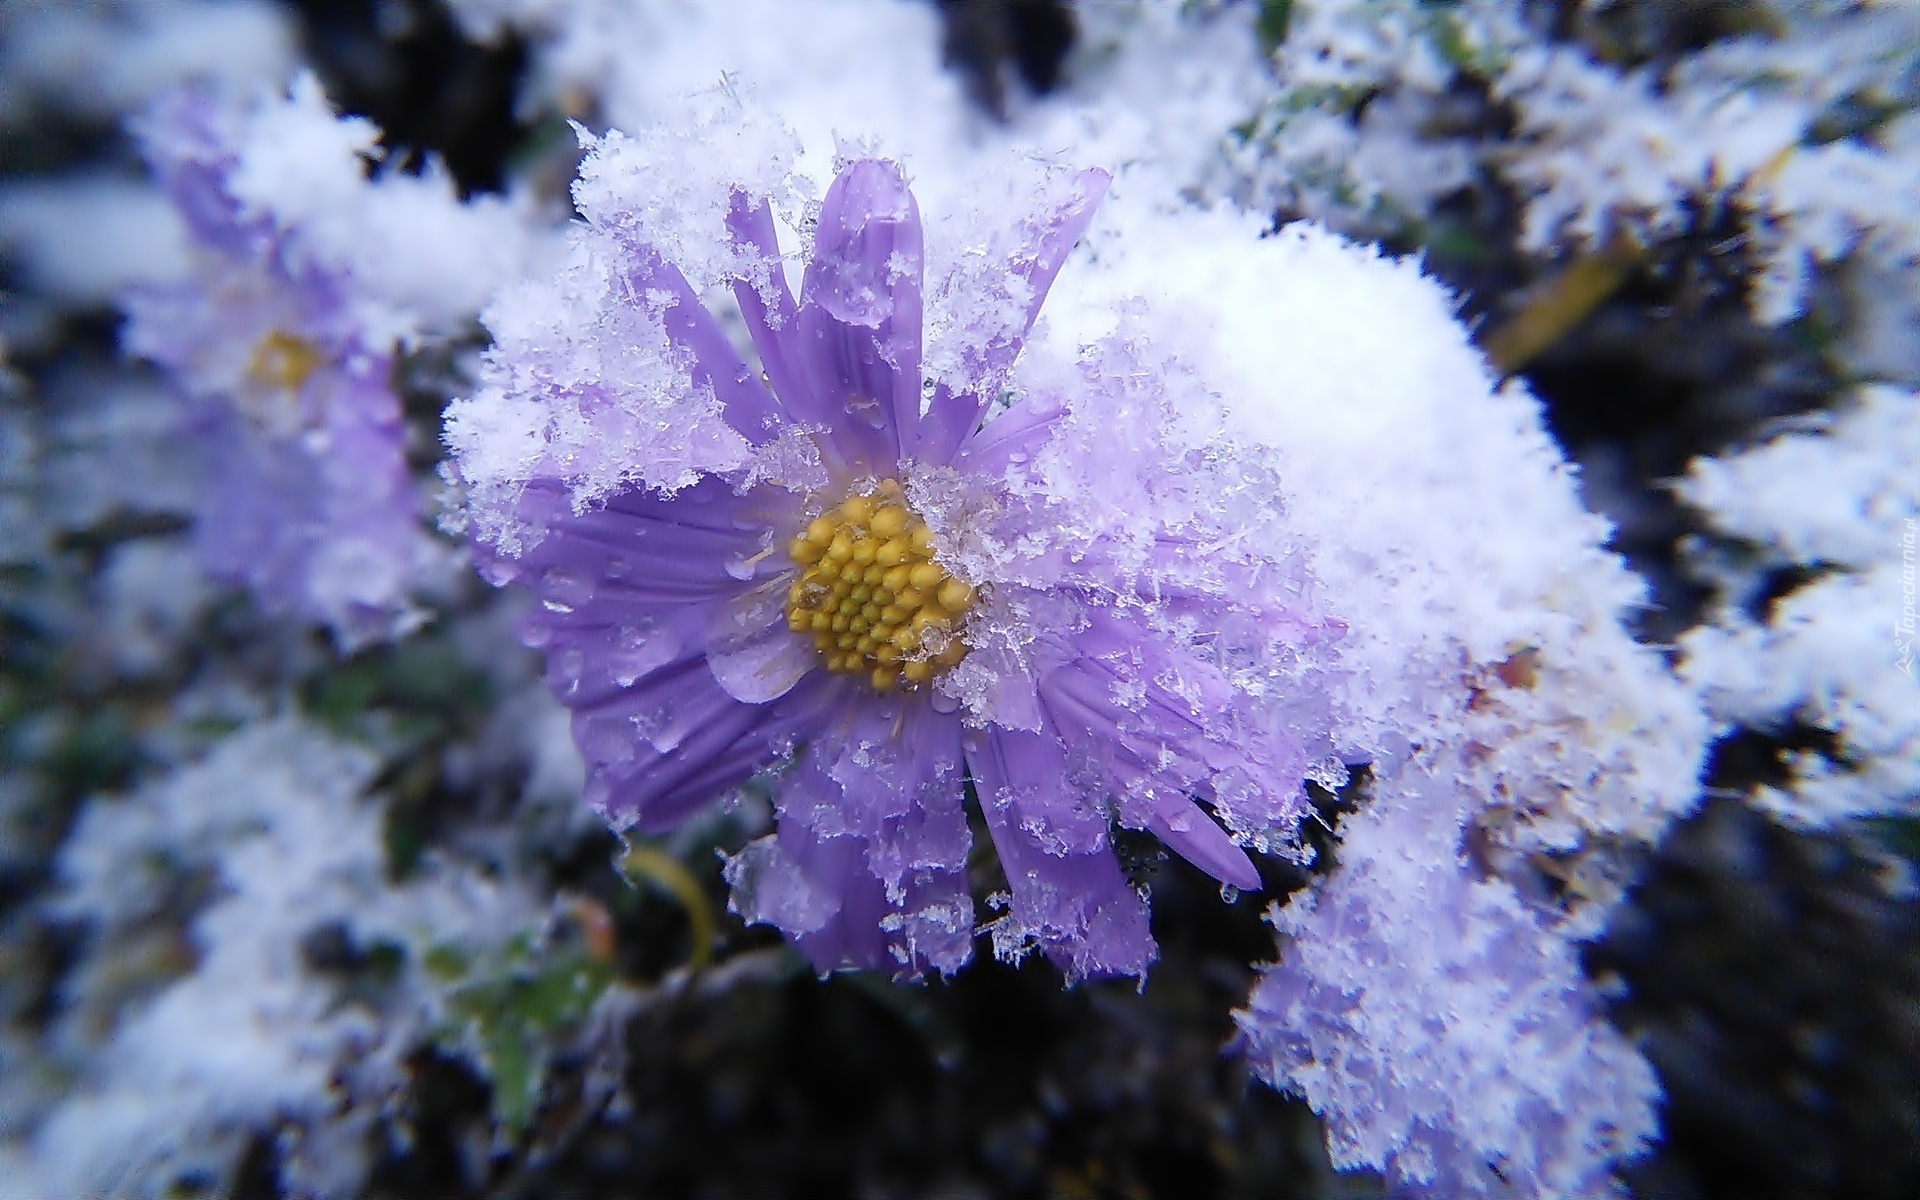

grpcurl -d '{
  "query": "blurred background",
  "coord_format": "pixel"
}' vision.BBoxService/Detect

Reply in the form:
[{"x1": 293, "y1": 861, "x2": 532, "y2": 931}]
[{"x1": 1, "y1": 2, "x2": 1916, "y2": 1197}]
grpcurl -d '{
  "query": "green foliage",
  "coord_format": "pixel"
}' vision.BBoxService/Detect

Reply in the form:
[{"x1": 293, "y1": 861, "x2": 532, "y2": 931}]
[
  {"x1": 431, "y1": 933, "x2": 617, "y2": 1136},
  {"x1": 39, "y1": 710, "x2": 143, "y2": 799},
  {"x1": 1421, "y1": 8, "x2": 1487, "y2": 74},
  {"x1": 1256, "y1": 0, "x2": 1293, "y2": 55},
  {"x1": 301, "y1": 626, "x2": 495, "y2": 743},
  {"x1": 1864, "y1": 815, "x2": 1920, "y2": 868}
]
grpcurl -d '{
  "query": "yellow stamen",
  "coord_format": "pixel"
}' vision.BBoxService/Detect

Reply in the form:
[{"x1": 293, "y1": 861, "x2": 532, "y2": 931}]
[
  {"x1": 246, "y1": 330, "x2": 321, "y2": 395},
  {"x1": 784, "y1": 479, "x2": 976, "y2": 693}
]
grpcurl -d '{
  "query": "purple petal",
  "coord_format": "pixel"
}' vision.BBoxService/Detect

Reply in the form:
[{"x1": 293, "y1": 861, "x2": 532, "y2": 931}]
[
  {"x1": 954, "y1": 389, "x2": 1069, "y2": 478},
  {"x1": 859, "y1": 707, "x2": 971, "y2": 903},
  {"x1": 512, "y1": 477, "x2": 778, "y2": 620},
  {"x1": 578, "y1": 661, "x2": 755, "y2": 818},
  {"x1": 590, "y1": 666, "x2": 839, "y2": 833},
  {"x1": 1038, "y1": 605, "x2": 1313, "y2": 864},
  {"x1": 133, "y1": 86, "x2": 260, "y2": 259},
  {"x1": 921, "y1": 167, "x2": 1109, "y2": 465},
  {"x1": 186, "y1": 355, "x2": 421, "y2": 646},
  {"x1": 964, "y1": 725, "x2": 1155, "y2": 983},
  {"x1": 188, "y1": 403, "x2": 319, "y2": 612},
  {"x1": 796, "y1": 159, "x2": 924, "y2": 471},
  {"x1": 1035, "y1": 619, "x2": 1264, "y2": 890},
  {"x1": 724, "y1": 827, "x2": 848, "y2": 941},
  {"x1": 1139, "y1": 792, "x2": 1260, "y2": 891},
  {"x1": 761, "y1": 699, "x2": 975, "y2": 978},
  {"x1": 917, "y1": 381, "x2": 983, "y2": 471},
  {"x1": 628, "y1": 242, "x2": 785, "y2": 446},
  {"x1": 706, "y1": 576, "x2": 819, "y2": 703},
  {"x1": 509, "y1": 475, "x2": 833, "y2": 831},
  {"x1": 726, "y1": 192, "x2": 834, "y2": 435},
  {"x1": 768, "y1": 820, "x2": 891, "y2": 971}
]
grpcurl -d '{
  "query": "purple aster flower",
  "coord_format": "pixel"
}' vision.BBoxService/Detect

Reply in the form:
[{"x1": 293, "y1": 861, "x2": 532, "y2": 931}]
[
  {"x1": 450, "y1": 134, "x2": 1336, "y2": 981},
  {"x1": 123, "y1": 81, "x2": 431, "y2": 649}
]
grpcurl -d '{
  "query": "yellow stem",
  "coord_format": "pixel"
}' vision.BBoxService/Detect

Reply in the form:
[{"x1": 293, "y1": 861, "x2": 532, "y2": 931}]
[
  {"x1": 619, "y1": 844, "x2": 716, "y2": 971},
  {"x1": 1482, "y1": 240, "x2": 1643, "y2": 375}
]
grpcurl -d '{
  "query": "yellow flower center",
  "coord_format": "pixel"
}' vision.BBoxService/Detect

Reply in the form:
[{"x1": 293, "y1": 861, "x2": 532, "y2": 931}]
[
  {"x1": 246, "y1": 330, "x2": 322, "y2": 395},
  {"x1": 785, "y1": 479, "x2": 975, "y2": 694}
]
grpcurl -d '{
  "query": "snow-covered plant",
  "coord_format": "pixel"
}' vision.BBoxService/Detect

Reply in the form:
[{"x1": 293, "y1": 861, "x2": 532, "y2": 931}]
[
  {"x1": 1047, "y1": 191, "x2": 1705, "y2": 1197},
  {"x1": 1230, "y1": 0, "x2": 1920, "y2": 328},
  {"x1": 122, "y1": 77, "x2": 538, "y2": 648},
  {"x1": 1221, "y1": 0, "x2": 1520, "y2": 238},
  {"x1": 0, "y1": 0, "x2": 297, "y2": 133},
  {"x1": 2, "y1": 720, "x2": 544, "y2": 1199},
  {"x1": 447, "y1": 0, "x2": 1272, "y2": 199},
  {"x1": 1681, "y1": 385, "x2": 1920, "y2": 828},
  {"x1": 1100, "y1": 204, "x2": 1710, "y2": 909},
  {"x1": 1502, "y1": 0, "x2": 1920, "y2": 326},
  {"x1": 1235, "y1": 742, "x2": 1663, "y2": 1199}
]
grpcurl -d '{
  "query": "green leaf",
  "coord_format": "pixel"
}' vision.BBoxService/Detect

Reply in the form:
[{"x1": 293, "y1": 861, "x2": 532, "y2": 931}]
[
  {"x1": 422, "y1": 943, "x2": 470, "y2": 983},
  {"x1": 1256, "y1": 0, "x2": 1294, "y2": 54},
  {"x1": 481, "y1": 1022, "x2": 542, "y2": 1134},
  {"x1": 438, "y1": 948, "x2": 617, "y2": 1136}
]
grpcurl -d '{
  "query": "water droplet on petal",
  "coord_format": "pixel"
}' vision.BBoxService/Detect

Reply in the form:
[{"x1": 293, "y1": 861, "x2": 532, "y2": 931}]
[
  {"x1": 541, "y1": 567, "x2": 596, "y2": 610},
  {"x1": 724, "y1": 551, "x2": 759, "y2": 581},
  {"x1": 610, "y1": 620, "x2": 682, "y2": 687},
  {"x1": 557, "y1": 646, "x2": 585, "y2": 697},
  {"x1": 579, "y1": 715, "x2": 636, "y2": 764},
  {"x1": 631, "y1": 705, "x2": 682, "y2": 753},
  {"x1": 845, "y1": 393, "x2": 886, "y2": 429},
  {"x1": 1220, "y1": 883, "x2": 1241, "y2": 905}
]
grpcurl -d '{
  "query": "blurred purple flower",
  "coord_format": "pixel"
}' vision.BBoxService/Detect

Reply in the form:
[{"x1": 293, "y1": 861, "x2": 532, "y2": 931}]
[
  {"x1": 123, "y1": 84, "x2": 426, "y2": 649},
  {"x1": 475, "y1": 156, "x2": 1330, "y2": 982}
]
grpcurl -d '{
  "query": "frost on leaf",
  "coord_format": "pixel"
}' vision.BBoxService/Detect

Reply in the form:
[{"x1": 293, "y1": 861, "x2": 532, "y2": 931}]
[{"x1": 1680, "y1": 386, "x2": 1920, "y2": 827}]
